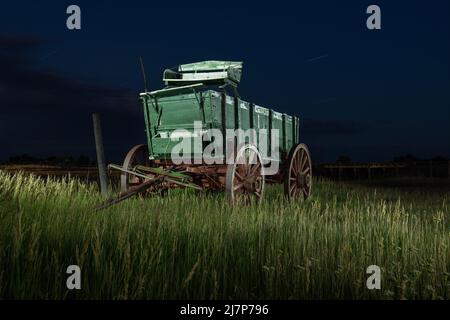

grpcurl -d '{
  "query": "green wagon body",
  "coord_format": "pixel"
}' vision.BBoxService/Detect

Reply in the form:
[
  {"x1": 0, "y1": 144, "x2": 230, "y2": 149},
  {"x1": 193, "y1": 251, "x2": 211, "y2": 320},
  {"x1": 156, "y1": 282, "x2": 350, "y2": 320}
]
[{"x1": 139, "y1": 62, "x2": 300, "y2": 163}]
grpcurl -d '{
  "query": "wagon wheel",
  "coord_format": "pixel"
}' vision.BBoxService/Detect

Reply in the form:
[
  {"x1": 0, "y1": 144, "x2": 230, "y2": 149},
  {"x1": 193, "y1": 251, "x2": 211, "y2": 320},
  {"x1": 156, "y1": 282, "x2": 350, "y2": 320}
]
[
  {"x1": 120, "y1": 144, "x2": 151, "y2": 193},
  {"x1": 284, "y1": 143, "x2": 312, "y2": 200},
  {"x1": 226, "y1": 144, "x2": 265, "y2": 205}
]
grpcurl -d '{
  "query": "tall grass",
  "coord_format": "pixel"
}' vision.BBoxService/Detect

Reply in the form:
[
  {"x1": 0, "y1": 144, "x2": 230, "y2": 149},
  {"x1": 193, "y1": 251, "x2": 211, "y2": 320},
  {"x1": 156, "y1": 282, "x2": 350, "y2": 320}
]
[{"x1": 0, "y1": 171, "x2": 448, "y2": 299}]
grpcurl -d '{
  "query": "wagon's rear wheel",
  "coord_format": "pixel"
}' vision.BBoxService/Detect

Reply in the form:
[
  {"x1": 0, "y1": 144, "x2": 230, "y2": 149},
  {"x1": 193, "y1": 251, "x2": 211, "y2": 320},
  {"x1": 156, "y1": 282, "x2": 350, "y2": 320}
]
[
  {"x1": 120, "y1": 144, "x2": 151, "y2": 193},
  {"x1": 284, "y1": 143, "x2": 312, "y2": 200},
  {"x1": 226, "y1": 144, "x2": 265, "y2": 205}
]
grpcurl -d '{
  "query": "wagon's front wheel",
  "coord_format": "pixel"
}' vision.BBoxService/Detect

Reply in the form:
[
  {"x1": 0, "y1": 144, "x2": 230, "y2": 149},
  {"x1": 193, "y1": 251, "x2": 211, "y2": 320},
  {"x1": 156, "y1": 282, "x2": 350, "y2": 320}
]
[
  {"x1": 226, "y1": 144, "x2": 265, "y2": 205},
  {"x1": 284, "y1": 143, "x2": 312, "y2": 200},
  {"x1": 120, "y1": 144, "x2": 151, "y2": 193}
]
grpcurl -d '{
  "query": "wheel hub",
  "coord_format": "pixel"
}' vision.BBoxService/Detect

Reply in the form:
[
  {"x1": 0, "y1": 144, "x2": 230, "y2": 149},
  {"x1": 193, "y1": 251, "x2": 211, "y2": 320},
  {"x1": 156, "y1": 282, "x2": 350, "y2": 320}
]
[
  {"x1": 296, "y1": 173, "x2": 305, "y2": 187},
  {"x1": 242, "y1": 175, "x2": 263, "y2": 192}
]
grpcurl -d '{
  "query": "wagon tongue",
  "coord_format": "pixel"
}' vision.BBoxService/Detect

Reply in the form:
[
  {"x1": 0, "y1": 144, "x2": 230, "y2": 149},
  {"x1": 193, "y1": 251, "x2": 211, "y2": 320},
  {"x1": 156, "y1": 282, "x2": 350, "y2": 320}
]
[
  {"x1": 94, "y1": 178, "x2": 164, "y2": 211},
  {"x1": 94, "y1": 164, "x2": 203, "y2": 211}
]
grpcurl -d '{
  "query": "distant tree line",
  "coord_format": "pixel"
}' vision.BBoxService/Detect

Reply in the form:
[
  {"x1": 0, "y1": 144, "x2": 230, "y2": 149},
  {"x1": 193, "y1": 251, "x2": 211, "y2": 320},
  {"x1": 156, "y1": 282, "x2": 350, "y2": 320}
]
[
  {"x1": 335, "y1": 154, "x2": 449, "y2": 164},
  {"x1": 323, "y1": 154, "x2": 450, "y2": 180},
  {"x1": 2, "y1": 154, "x2": 95, "y2": 167}
]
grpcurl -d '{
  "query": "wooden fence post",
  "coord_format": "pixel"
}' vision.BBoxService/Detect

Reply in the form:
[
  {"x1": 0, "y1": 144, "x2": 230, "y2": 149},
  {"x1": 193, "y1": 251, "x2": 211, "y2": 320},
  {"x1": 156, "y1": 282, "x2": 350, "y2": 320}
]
[{"x1": 93, "y1": 113, "x2": 108, "y2": 195}]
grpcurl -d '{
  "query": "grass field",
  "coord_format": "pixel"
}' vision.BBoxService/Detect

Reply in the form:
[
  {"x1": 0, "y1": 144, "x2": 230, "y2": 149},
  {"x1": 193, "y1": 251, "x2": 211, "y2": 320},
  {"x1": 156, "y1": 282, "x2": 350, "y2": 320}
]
[{"x1": 0, "y1": 170, "x2": 448, "y2": 299}]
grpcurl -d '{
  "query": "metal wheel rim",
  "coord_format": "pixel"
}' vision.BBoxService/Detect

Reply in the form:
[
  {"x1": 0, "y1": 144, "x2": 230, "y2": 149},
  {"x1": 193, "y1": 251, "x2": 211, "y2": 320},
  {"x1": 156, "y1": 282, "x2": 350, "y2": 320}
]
[{"x1": 120, "y1": 144, "x2": 150, "y2": 192}]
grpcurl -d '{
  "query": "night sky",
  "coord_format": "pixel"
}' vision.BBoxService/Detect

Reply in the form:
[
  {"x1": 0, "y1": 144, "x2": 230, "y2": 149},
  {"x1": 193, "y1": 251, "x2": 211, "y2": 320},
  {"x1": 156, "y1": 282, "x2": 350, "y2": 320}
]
[{"x1": 0, "y1": 0, "x2": 449, "y2": 163}]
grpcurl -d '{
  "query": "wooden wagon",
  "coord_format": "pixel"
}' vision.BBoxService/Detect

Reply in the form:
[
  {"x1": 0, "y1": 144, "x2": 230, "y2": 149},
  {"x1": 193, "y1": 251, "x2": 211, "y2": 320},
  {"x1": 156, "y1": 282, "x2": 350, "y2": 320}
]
[{"x1": 102, "y1": 61, "x2": 312, "y2": 208}]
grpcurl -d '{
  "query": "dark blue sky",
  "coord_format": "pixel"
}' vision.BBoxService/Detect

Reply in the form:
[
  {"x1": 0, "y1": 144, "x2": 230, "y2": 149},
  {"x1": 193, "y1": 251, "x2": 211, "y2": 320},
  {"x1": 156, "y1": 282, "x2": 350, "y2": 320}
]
[{"x1": 1, "y1": 0, "x2": 449, "y2": 163}]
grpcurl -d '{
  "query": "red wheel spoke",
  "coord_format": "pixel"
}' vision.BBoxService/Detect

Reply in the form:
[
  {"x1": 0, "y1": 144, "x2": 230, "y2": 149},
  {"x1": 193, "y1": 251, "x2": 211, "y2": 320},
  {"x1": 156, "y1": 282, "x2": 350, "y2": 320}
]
[
  {"x1": 290, "y1": 183, "x2": 296, "y2": 194},
  {"x1": 301, "y1": 154, "x2": 308, "y2": 171},
  {"x1": 297, "y1": 150, "x2": 303, "y2": 172},
  {"x1": 292, "y1": 155, "x2": 298, "y2": 174},
  {"x1": 237, "y1": 163, "x2": 246, "y2": 177},
  {"x1": 302, "y1": 188, "x2": 309, "y2": 197},
  {"x1": 250, "y1": 161, "x2": 261, "y2": 176},
  {"x1": 235, "y1": 170, "x2": 244, "y2": 181}
]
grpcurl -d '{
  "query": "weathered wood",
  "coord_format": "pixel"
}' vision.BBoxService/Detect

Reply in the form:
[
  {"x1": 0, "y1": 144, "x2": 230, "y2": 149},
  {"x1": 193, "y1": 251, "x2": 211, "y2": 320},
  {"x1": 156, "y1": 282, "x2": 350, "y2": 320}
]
[
  {"x1": 95, "y1": 178, "x2": 163, "y2": 211},
  {"x1": 92, "y1": 113, "x2": 108, "y2": 195}
]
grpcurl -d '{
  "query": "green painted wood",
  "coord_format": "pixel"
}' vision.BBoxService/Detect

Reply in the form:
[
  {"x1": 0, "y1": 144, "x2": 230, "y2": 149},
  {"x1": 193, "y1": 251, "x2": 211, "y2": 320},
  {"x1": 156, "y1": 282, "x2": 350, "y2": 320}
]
[{"x1": 139, "y1": 89, "x2": 300, "y2": 162}]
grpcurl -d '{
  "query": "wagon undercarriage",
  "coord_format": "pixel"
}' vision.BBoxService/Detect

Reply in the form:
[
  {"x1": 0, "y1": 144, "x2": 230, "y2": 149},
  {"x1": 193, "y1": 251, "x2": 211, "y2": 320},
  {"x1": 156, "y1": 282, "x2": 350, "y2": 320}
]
[{"x1": 97, "y1": 142, "x2": 312, "y2": 210}]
